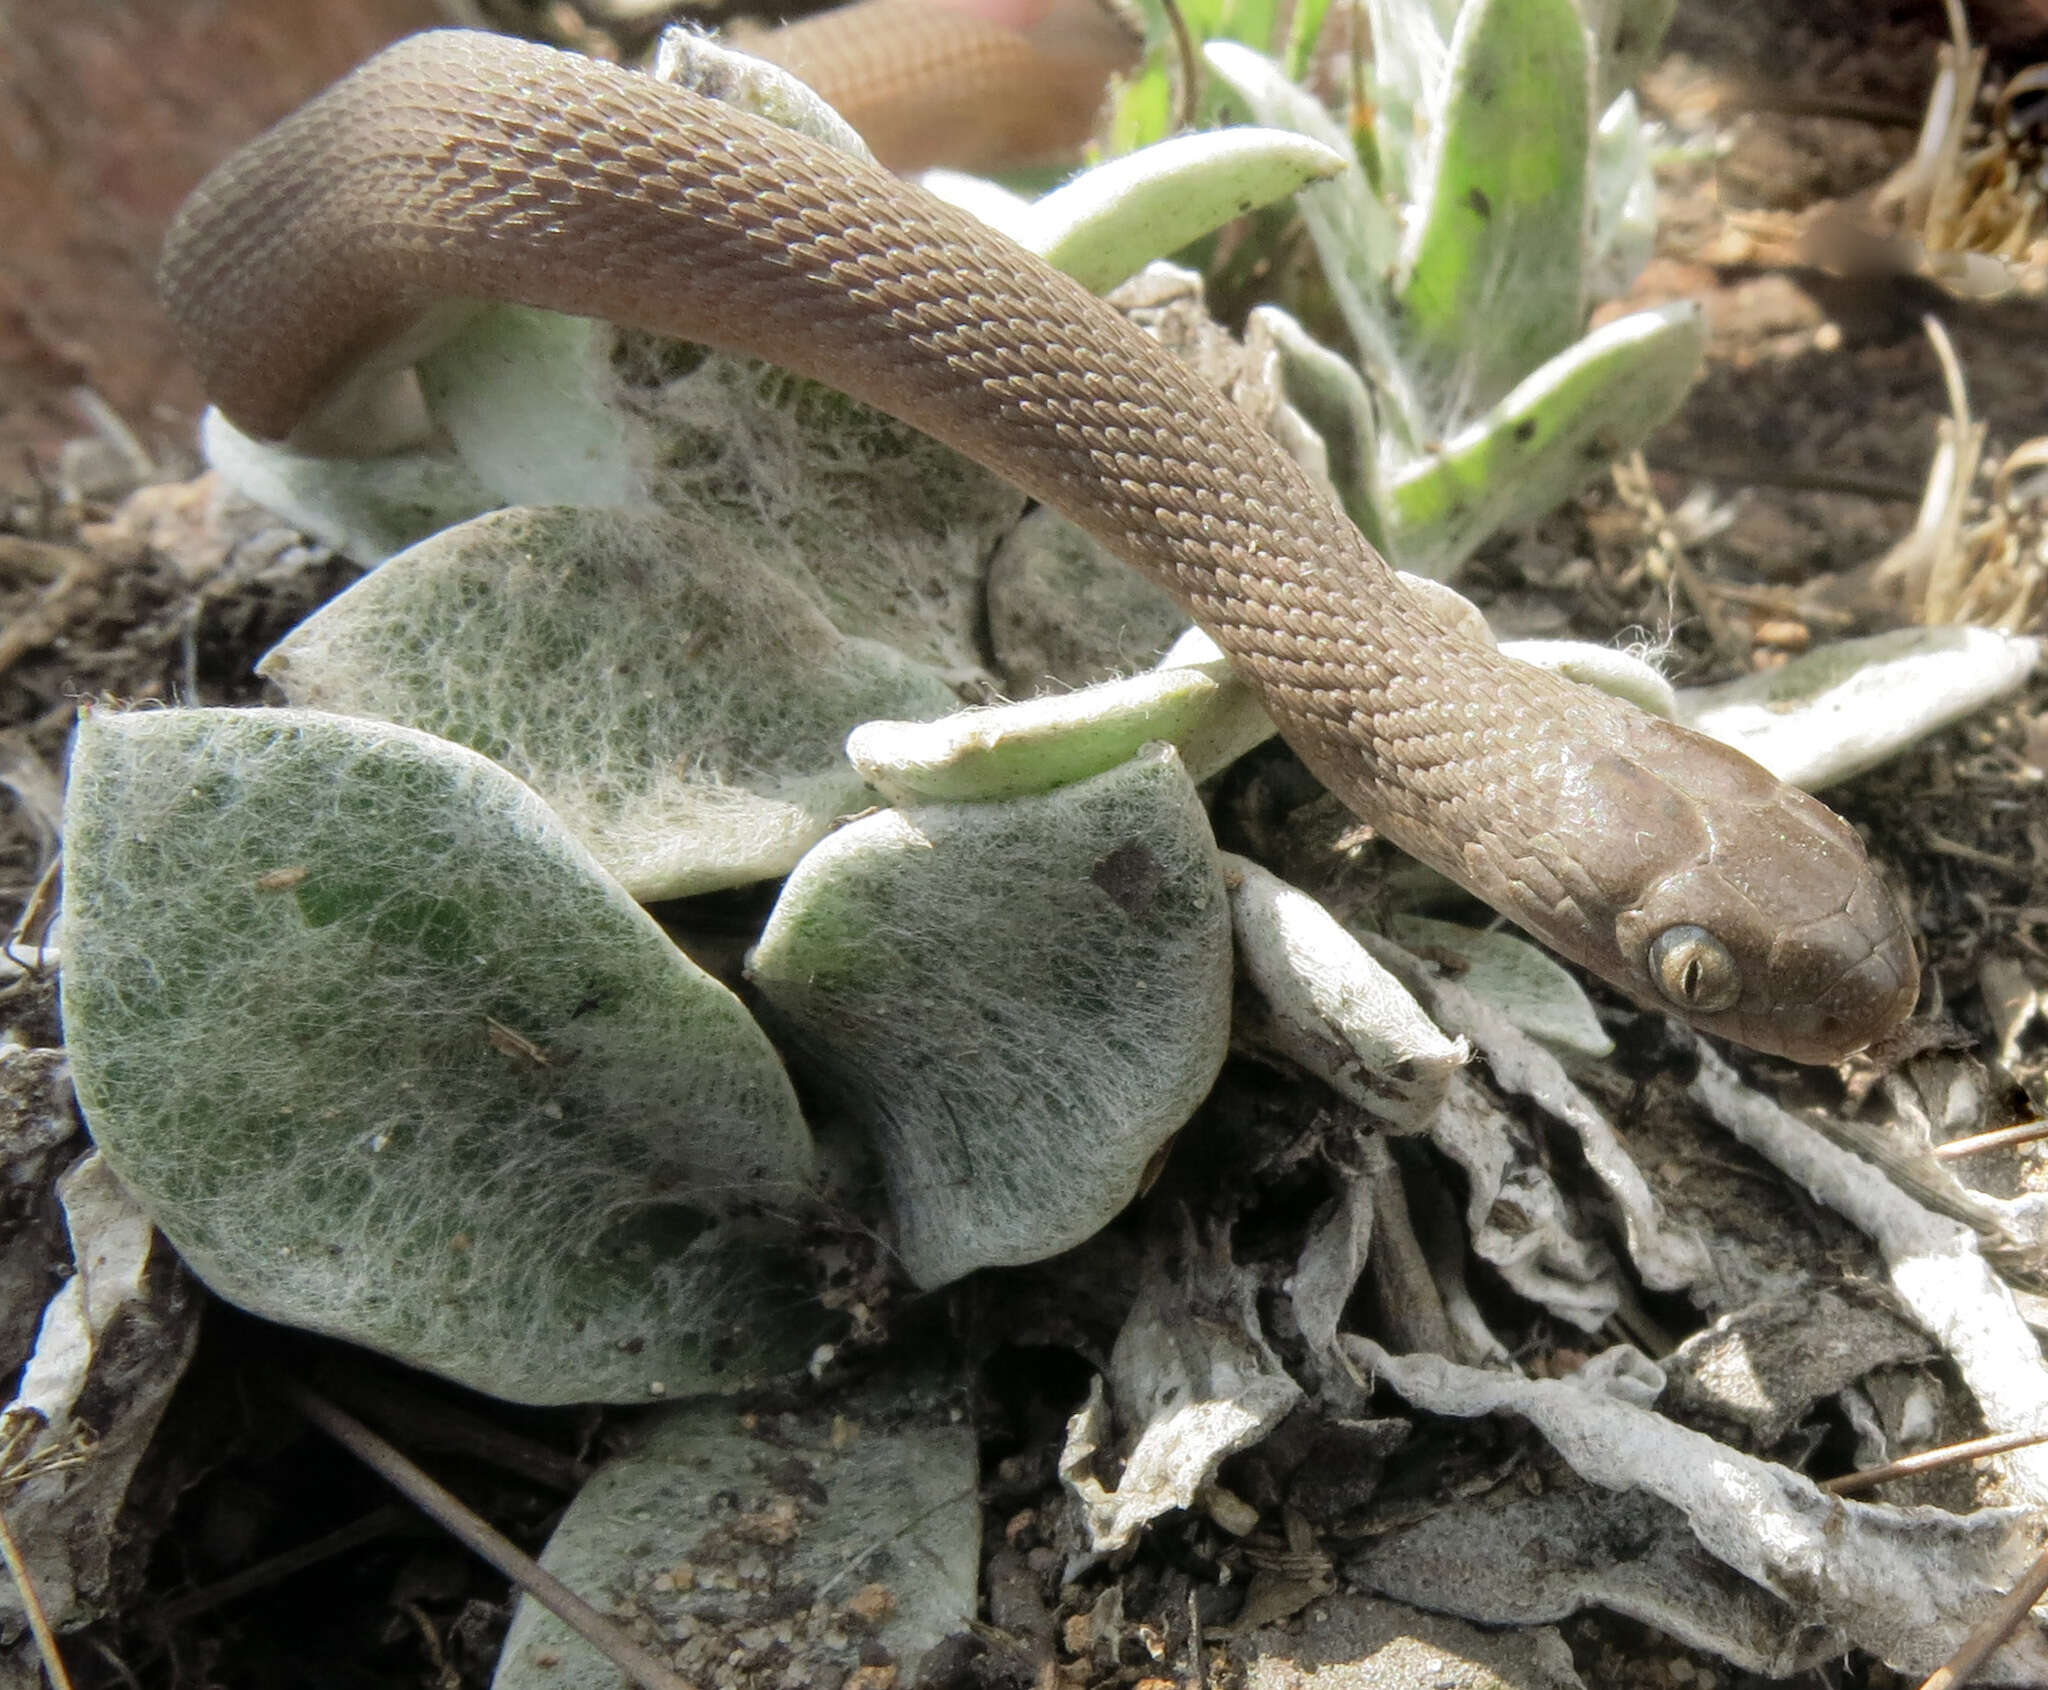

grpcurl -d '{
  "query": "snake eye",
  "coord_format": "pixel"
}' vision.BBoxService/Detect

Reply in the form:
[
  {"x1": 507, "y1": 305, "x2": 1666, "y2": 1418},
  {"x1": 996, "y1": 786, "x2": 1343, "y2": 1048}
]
[{"x1": 1648, "y1": 924, "x2": 1742, "y2": 1015}]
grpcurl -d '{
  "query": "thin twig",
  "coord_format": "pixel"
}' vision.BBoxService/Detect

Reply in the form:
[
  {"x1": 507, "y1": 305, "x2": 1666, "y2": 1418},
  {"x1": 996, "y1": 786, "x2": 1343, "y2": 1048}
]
[
  {"x1": 277, "y1": 1377, "x2": 695, "y2": 1690},
  {"x1": 67, "y1": 389, "x2": 156, "y2": 487},
  {"x1": 1933, "y1": 1119, "x2": 2048, "y2": 1161},
  {"x1": 1160, "y1": 0, "x2": 1198, "y2": 135},
  {"x1": 2, "y1": 855, "x2": 62, "y2": 1002},
  {"x1": 1825, "y1": 1427, "x2": 2048, "y2": 1494},
  {"x1": 1918, "y1": 830, "x2": 2032, "y2": 877},
  {"x1": 308, "y1": 1365, "x2": 592, "y2": 1492},
  {"x1": 0, "y1": 1494, "x2": 74, "y2": 1690},
  {"x1": 83, "y1": 1636, "x2": 143, "y2": 1690},
  {"x1": 149, "y1": 1503, "x2": 417, "y2": 1627},
  {"x1": 1919, "y1": 1533, "x2": 2048, "y2": 1690},
  {"x1": 1643, "y1": 454, "x2": 1925, "y2": 504}
]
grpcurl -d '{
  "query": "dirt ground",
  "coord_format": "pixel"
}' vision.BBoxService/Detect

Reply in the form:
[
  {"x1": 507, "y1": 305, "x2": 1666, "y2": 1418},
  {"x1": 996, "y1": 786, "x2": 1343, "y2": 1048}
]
[{"x1": 3, "y1": 1, "x2": 2048, "y2": 1687}]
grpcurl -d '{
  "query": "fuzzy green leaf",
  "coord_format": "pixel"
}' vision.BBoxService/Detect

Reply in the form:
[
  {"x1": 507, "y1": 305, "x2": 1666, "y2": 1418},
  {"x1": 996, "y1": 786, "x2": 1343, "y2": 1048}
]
[
  {"x1": 61, "y1": 707, "x2": 822, "y2": 1404},
  {"x1": 1588, "y1": 91, "x2": 1660, "y2": 299},
  {"x1": 1029, "y1": 129, "x2": 1347, "y2": 295},
  {"x1": 1358, "y1": 0, "x2": 1451, "y2": 204},
  {"x1": 1248, "y1": 305, "x2": 1385, "y2": 547},
  {"x1": 1385, "y1": 302, "x2": 1703, "y2": 576},
  {"x1": 1674, "y1": 626, "x2": 2045, "y2": 791},
  {"x1": 1389, "y1": 915, "x2": 1614, "y2": 1058},
  {"x1": 201, "y1": 411, "x2": 499, "y2": 567},
  {"x1": 1204, "y1": 41, "x2": 1418, "y2": 437},
  {"x1": 1394, "y1": 0, "x2": 1592, "y2": 430},
  {"x1": 417, "y1": 308, "x2": 644, "y2": 509},
  {"x1": 749, "y1": 746, "x2": 1231, "y2": 1288},
  {"x1": 260, "y1": 507, "x2": 959, "y2": 899},
  {"x1": 847, "y1": 655, "x2": 1269, "y2": 805}
]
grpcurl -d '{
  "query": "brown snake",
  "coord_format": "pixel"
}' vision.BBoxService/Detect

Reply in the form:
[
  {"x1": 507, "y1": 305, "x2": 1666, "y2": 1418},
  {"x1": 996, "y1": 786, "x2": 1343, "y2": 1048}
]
[
  {"x1": 157, "y1": 29, "x2": 1918, "y2": 1064},
  {"x1": 738, "y1": 0, "x2": 1143, "y2": 173}
]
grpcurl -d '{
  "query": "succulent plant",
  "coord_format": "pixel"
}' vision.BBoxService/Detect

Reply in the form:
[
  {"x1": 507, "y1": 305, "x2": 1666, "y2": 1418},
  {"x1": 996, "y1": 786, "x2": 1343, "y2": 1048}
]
[
  {"x1": 56, "y1": 14, "x2": 2036, "y2": 1422},
  {"x1": 57, "y1": 36, "x2": 1358, "y2": 1401},
  {"x1": 1192, "y1": 0, "x2": 1702, "y2": 577},
  {"x1": 48, "y1": 20, "x2": 2048, "y2": 1686}
]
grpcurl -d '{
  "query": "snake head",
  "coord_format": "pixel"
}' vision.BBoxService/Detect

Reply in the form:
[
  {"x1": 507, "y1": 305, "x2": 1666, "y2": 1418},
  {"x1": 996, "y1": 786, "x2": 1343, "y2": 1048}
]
[{"x1": 1535, "y1": 718, "x2": 1918, "y2": 1064}]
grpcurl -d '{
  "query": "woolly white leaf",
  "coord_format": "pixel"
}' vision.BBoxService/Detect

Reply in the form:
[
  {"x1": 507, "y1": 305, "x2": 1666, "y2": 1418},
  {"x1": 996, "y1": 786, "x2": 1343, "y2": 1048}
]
[
  {"x1": 62, "y1": 707, "x2": 820, "y2": 1404},
  {"x1": 261, "y1": 506, "x2": 958, "y2": 898},
  {"x1": 750, "y1": 747, "x2": 1231, "y2": 1287}
]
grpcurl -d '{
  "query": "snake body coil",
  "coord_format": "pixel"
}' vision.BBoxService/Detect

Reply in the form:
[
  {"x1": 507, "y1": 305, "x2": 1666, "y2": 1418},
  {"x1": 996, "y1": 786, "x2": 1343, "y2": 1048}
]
[{"x1": 158, "y1": 30, "x2": 1918, "y2": 1063}]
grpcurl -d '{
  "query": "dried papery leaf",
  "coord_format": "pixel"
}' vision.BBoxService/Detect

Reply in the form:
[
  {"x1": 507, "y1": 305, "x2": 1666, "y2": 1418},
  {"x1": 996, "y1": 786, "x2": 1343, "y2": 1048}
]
[
  {"x1": 1063, "y1": 1223, "x2": 1301, "y2": 1551},
  {"x1": 1689, "y1": 1044, "x2": 2048, "y2": 1513},
  {"x1": 1345, "y1": 1340, "x2": 2042, "y2": 1677},
  {"x1": 1873, "y1": 23, "x2": 1984, "y2": 241},
  {"x1": 1354, "y1": 932, "x2": 1711, "y2": 1297},
  {"x1": 1349, "y1": 1480, "x2": 1889, "y2": 1677},
  {"x1": 0, "y1": 1131, "x2": 198, "y2": 1638}
]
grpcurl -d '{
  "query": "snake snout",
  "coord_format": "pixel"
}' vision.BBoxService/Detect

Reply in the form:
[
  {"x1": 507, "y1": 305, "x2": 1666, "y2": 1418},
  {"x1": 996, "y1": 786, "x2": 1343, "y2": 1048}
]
[
  {"x1": 1619, "y1": 811, "x2": 1918, "y2": 1064},
  {"x1": 1753, "y1": 876, "x2": 1919, "y2": 1065},
  {"x1": 1579, "y1": 728, "x2": 1919, "y2": 1063}
]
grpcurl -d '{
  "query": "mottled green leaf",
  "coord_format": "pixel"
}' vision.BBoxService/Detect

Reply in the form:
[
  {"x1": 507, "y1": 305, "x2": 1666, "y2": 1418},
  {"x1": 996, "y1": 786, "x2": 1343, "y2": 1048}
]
[
  {"x1": 749, "y1": 747, "x2": 1231, "y2": 1288},
  {"x1": 62, "y1": 708, "x2": 822, "y2": 1403},
  {"x1": 1394, "y1": 0, "x2": 1591, "y2": 429}
]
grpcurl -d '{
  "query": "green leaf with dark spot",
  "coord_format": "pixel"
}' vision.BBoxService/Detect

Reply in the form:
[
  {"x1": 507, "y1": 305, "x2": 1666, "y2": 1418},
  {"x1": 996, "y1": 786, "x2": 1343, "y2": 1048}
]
[
  {"x1": 1385, "y1": 303, "x2": 1703, "y2": 577},
  {"x1": 1393, "y1": 0, "x2": 1591, "y2": 430}
]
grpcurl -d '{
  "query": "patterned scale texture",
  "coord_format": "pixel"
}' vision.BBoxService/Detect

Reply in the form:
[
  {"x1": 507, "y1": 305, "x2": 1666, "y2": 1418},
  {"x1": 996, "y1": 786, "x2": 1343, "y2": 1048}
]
[
  {"x1": 739, "y1": 0, "x2": 1134, "y2": 173},
  {"x1": 161, "y1": 32, "x2": 1632, "y2": 898},
  {"x1": 159, "y1": 30, "x2": 1918, "y2": 1057}
]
